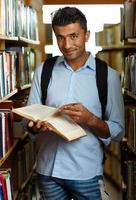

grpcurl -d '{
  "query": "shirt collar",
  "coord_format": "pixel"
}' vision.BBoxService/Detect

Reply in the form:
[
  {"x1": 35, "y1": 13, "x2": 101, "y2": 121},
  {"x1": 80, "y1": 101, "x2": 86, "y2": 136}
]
[
  {"x1": 55, "y1": 53, "x2": 96, "y2": 71},
  {"x1": 85, "y1": 54, "x2": 96, "y2": 71}
]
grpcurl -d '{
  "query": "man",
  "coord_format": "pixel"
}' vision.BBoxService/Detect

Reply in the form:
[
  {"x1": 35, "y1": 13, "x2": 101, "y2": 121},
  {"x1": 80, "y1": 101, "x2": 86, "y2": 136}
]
[{"x1": 27, "y1": 7, "x2": 124, "y2": 200}]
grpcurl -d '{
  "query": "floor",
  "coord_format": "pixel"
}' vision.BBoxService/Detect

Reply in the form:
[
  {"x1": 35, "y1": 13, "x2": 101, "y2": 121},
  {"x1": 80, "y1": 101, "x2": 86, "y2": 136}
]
[{"x1": 104, "y1": 177, "x2": 122, "y2": 200}]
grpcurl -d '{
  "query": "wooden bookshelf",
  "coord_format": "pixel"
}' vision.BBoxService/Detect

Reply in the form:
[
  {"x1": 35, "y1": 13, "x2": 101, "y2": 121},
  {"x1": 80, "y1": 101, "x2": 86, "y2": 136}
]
[
  {"x1": 96, "y1": 2, "x2": 136, "y2": 199},
  {"x1": 0, "y1": 0, "x2": 44, "y2": 198},
  {"x1": 43, "y1": 0, "x2": 122, "y2": 4}
]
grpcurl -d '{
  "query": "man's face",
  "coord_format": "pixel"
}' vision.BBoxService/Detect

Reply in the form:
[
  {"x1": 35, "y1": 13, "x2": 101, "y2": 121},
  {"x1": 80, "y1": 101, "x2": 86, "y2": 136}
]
[{"x1": 54, "y1": 23, "x2": 90, "y2": 62}]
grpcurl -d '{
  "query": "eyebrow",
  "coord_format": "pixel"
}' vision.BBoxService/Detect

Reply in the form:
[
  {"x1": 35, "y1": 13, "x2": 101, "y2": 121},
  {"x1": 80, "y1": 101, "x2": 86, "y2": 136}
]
[{"x1": 56, "y1": 32, "x2": 80, "y2": 38}]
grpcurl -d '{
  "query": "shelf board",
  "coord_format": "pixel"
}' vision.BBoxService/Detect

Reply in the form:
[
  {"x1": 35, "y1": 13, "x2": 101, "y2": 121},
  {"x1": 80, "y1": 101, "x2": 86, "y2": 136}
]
[
  {"x1": 0, "y1": 35, "x2": 18, "y2": 41},
  {"x1": 127, "y1": 38, "x2": 136, "y2": 43},
  {"x1": 19, "y1": 37, "x2": 40, "y2": 45},
  {"x1": 0, "y1": 132, "x2": 29, "y2": 166},
  {"x1": 0, "y1": 89, "x2": 18, "y2": 103},
  {"x1": 126, "y1": 91, "x2": 136, "y2": 100},
  {"x1": 97, "y1": 45, "x2": 123, "y2": 51},
  {"x1": 44, "y1": 0, "x2": 123, "y2": 4},
  {"x1": 20, "y1": 84, "x2": 31, "y2": 90},
  {"x1": 0, "y1": 141, "x2": 18, "y2": 166},
  {"x1": 97, "y1": 44, "x2": 136, "y2": 51},
  {"x1": 0, "y1": 35, "x2": 40, "y2": 45},
  {"x1": 15, "y1": 131, "x2": 29, "y2": 140}
]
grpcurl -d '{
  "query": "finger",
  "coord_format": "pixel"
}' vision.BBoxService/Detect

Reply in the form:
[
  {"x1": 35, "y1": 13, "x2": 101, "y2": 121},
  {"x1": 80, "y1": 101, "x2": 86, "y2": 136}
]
[
  {"x1": 36, "y1": 120, "x2": 43, "y2": 129},
  {"x1": 70, "y1": 116, "x2": 81, "y2": 124},
  {"x1": 47, "y1": 126, "x2": 53, "y2": 131},
  {"x1": 65, "y1": 104, "x2": 83, "y2": 112},
  {"x1": 62, "y1": 109, "x2": 82, "y2": 118},
  {"x1": 59, "y1": 103, "x2": 80, "y2": 111},
  {"x1": 42, "y1": 121, "x2": 54, "y2": 131},
  {"x1": 28, "y1": 121, "x2": 34, "y2": 127}
]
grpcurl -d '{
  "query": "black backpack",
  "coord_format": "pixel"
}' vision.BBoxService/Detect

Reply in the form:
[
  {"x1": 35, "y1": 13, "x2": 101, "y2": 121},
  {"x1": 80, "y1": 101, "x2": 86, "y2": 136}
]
[{"x1": 41, "y1": 56, "x2": 108, "y2": 120}]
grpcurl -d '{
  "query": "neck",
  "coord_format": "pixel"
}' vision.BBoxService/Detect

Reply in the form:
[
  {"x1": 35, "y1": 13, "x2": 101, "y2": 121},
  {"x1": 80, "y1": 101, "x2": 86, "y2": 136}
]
[{"x1": 67, "y1": 52, "x2": 90, "y2": 71}]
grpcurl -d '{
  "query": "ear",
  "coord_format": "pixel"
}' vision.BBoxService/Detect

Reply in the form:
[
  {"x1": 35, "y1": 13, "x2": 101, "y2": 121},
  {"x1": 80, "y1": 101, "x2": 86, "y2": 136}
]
[{"x1": 85, "y1": 30, "x2": 90, "y2": 42}]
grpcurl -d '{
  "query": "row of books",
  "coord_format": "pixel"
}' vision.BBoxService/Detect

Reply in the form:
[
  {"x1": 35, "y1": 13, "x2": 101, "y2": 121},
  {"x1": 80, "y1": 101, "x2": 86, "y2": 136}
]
[
  {"x1": 17, "y1": 174, "x2": 40, "y2": 200},
  {"x1": 108, "y1": 140, "x2": 121, "y2": 159},
  {"x1": 17, "y1": 139, "x2": 36, "y2": 189},
  {"x1": 0, "y1": 51, "x2": 16, "y2": 98},
  {"x1": 105, "y1": 140, "x2": 122, "y2": 188},
  {"x1": 96, "y1": 49, "x2": 123, "y2": 76},
  {"x1": 0, "y1": 136, "x2": 37, "y2": 199},
  {"x1": 0, "y1": 99, "x2": 37, "y2": 198},
  {"x1": 123, "y1": 0, "x2": 136, "y2": 39},
  {"x1": 0, "y1": 99, "x2": 26, "y2": 160},
  {"x1": 0, "y1": 47, "x2": 35, "y2": 99},
  {"x1": 10, "y1": 47, "x2": 36, "y2": 89},
  {"x1": 125, "y1": 104, "x2": 136, "y2": 152},
  {"x1": 0, "y1": 168, "x2": 13, "y2": 200},
  {"x1": 95, "y1": 23, "x2": 122, "y2": 47},
  {"x1": 0, "y1": 0, "x2": 39, "y2": 41},
  {"x1": 0, "y1": 109, "x2": 14, "y2": 159},
  {"x1": 104, "y1": 152, "x2": 122, "y2": 187},
  {"x1": 123, "y1": 53, "x2": 136, "y2": 95},
  {"x1": 122, "y1": 161, "x2": 136, "y2": 200}
]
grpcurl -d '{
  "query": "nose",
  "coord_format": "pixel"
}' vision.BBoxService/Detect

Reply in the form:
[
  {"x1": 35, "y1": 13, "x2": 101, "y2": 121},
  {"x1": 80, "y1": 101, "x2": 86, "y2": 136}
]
[{"x1": 64, "y1": 37, "x2": 71, "y2": 49}]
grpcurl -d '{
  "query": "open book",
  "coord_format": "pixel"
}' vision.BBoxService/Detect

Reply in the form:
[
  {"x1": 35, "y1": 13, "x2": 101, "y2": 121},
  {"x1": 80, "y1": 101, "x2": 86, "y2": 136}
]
[{"x1": 12, "y1": 104, "x2": 86, "y2": 141}]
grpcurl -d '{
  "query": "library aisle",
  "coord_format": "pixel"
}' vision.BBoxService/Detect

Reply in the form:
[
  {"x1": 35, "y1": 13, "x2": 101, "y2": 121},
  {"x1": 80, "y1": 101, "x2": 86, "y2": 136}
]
[{"x1": 104, "y1": 177, "x2": 122, "y2": 200}]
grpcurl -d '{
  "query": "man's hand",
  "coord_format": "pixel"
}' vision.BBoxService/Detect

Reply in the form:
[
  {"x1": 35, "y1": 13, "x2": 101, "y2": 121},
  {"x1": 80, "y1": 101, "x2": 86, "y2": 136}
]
[
  {"x1": 58, "y1": 103, "x2": 110, "y2": 138},
  {"x1": 27, "y1": 120, "x2": 53, "y2": 134},
  {"x1": 58, "y1": 103, "x2": 94, "y2": 125}
]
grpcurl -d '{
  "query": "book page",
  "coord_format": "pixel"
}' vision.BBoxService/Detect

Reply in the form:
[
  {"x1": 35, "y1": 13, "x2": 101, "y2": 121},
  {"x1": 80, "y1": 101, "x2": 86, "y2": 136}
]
[
  {"x1": 48, "y1": 115, "x2": 86, "y2": 141},
  {"x1": 12, "y1": 104, "x2": 58, "y2": 121}
]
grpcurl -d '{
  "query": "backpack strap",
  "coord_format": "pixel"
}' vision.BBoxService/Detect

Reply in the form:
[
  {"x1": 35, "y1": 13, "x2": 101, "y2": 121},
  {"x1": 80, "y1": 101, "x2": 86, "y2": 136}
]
[
  {"x1": 95, "y1": 57, "x2": 108, "y2": 120},
  {"x1": 41, "y1": 56, "x2": 59, "y2": 105},
  {"x1": 95, "y1": 57, "x2": 108, "y2": 164}
]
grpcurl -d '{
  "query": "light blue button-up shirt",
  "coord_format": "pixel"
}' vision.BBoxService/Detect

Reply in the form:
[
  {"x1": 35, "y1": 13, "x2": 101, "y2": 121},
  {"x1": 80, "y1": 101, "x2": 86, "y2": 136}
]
[{"x1": 27, "y1": 54, "x2": 124, "y2": 180}]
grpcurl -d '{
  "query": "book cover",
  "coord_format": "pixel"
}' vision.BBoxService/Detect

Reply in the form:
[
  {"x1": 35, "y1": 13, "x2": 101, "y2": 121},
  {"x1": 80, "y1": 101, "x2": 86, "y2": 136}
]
[
  {"x1": 124, "y1": 0, "x2": 135, "y2": 38},
  {"x1": 0, "y1": 113, "x2": 3, "y2": 159},
  {"x1": 0, "y1": 173, "x2": 8, "y2": 200},
  {"x1": 0, "y1": 169, "x2": 13, "y2": 200},
  {"x1": 0, "y1": 112, "x2": 5, "y2": 157},
  {"x1": 12, "y1": 104, "x2": 87, "y2": 141},
  {"x1": 0, "y1": 106, "x2": 14, "y2": 154}
]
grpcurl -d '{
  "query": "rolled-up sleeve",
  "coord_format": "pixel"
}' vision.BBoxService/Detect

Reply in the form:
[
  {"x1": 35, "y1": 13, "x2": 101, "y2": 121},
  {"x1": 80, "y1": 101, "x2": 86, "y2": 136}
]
[{"x1": 99, "y1": 67, "x2": 125, "y2": 146}]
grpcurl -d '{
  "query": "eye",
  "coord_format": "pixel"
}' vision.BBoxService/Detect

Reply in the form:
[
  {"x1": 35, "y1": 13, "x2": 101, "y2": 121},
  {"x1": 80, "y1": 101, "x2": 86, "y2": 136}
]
[
  {"x1": 56, "y1": 35, "x2": 64, "y2": 41},
  {"x1": 70, "y1": 33, "x2": 79, "y2": 40}
]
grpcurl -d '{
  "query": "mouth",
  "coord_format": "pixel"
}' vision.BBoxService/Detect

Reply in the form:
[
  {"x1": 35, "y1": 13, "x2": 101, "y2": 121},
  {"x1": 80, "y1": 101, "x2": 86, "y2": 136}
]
[{"x1": 64, "y1": 50, "x2": 74, "y2": 56}]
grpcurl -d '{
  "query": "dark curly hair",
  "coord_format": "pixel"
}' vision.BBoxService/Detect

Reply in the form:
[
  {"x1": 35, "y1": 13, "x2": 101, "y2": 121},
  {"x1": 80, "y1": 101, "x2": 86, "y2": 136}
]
[{"x1": 52, "y1": 7, "x2": 87, "y2": 32}]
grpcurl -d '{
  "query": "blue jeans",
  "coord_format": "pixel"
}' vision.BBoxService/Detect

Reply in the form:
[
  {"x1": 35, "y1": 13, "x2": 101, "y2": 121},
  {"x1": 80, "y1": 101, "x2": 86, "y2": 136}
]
[{"x1": 37, "y1": 173, "x2": 102, "y2": 200}]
